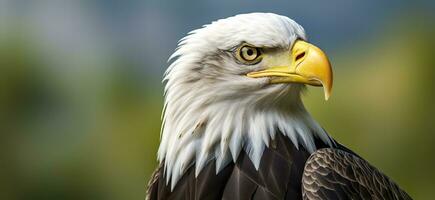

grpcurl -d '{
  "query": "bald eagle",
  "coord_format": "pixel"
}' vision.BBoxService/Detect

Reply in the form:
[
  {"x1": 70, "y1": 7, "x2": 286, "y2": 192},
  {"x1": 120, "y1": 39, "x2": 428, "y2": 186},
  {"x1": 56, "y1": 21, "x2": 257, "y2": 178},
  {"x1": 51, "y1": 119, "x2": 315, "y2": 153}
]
[{"x1": 146, "y1": 13, "x2": 411, "y2": 200}]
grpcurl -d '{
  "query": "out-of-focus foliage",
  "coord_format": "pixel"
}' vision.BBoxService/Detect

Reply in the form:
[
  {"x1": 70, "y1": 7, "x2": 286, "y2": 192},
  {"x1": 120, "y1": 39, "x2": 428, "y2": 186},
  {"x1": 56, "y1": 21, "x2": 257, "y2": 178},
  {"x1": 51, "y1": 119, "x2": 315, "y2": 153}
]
[{"x1": 0, "y1": 1, "x2": 434, "y2": 199}]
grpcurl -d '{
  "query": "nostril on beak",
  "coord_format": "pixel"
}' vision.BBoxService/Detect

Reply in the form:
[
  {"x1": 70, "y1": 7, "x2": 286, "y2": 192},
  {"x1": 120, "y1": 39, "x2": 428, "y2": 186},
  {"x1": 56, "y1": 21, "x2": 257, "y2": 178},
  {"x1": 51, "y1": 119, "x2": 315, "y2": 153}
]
[{"x1": 295, "y1": 52, "x2": 306, "y2": 62}]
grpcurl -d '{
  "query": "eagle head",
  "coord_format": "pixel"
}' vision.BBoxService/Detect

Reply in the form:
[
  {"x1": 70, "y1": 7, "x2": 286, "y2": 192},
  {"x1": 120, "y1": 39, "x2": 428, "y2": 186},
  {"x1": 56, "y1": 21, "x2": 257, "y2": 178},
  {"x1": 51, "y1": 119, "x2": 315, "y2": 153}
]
[{"x1": 158, "y1": 13, "x2": 334, "y2": 189}]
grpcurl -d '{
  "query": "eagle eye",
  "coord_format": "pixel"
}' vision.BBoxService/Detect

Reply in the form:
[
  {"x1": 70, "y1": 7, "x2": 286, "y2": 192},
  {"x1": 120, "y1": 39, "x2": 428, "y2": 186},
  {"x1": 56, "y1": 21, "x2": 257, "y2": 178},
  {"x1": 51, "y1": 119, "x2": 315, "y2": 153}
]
[{"x1": 236, "y1": 45, "x2": 262, "y2": 64}]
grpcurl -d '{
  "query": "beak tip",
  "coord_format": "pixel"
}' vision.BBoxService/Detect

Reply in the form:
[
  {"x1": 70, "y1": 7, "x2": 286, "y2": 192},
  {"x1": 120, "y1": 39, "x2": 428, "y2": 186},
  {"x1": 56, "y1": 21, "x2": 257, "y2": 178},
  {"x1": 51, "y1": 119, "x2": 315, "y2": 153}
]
[{"x1": 323, "y1": 89, "x2": 331, "y2": 101}]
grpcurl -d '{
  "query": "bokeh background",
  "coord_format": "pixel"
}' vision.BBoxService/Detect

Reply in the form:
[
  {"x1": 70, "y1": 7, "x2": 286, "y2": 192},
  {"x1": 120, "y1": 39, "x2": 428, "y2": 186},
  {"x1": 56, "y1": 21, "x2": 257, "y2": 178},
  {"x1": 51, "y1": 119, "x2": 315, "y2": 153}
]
[{"x1": 1, "y1": 0, "x2": 434, "y2": 199}]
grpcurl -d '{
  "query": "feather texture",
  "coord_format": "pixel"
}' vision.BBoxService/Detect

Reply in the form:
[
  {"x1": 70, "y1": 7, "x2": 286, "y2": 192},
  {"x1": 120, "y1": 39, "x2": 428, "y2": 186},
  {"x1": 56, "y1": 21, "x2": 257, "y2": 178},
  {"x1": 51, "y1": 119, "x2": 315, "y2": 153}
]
[
  {"x1": 147, "y1": 134, "x2": 411, "y2": 200},
  {"x1": 148, "y1": 132, "x2": 329, "y2": 200},
  {"x1": 301, "y1": 148, "x2": 411, "y2": 200}
]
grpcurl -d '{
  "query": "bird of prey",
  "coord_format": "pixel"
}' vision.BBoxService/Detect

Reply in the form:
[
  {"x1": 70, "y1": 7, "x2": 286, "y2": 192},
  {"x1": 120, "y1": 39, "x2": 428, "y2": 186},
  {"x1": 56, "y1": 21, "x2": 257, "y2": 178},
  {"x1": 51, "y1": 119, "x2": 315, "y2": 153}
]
[{"x1": 146, "y1": 13, "x2": 411, "y2": 200}]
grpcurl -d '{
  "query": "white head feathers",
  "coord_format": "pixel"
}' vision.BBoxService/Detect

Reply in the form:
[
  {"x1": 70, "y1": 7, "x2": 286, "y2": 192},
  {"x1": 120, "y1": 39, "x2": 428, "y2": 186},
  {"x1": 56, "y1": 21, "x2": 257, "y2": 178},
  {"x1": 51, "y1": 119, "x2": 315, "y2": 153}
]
[{"x1": 158, "y1": 13, "x2": 333, "y2": 189}]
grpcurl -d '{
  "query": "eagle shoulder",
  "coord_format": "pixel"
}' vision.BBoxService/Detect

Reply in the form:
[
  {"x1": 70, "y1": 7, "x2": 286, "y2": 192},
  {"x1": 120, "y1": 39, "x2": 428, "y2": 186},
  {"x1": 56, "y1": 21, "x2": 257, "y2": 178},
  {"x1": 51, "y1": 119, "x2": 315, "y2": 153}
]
[
  {"x1": 146, "y1": 164, "x2": 162, "y2": 200},
  {"x1": 302, "y1": 148, "x2": 412, "y2": 200}
]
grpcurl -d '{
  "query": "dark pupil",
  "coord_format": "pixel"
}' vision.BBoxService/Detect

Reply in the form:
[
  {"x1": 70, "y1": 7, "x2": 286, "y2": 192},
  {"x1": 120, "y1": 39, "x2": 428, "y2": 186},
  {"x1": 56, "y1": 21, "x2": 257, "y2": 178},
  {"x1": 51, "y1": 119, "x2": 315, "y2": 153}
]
[{"x1": 246, "y1": 49, "x2": 254, "y2": 56}]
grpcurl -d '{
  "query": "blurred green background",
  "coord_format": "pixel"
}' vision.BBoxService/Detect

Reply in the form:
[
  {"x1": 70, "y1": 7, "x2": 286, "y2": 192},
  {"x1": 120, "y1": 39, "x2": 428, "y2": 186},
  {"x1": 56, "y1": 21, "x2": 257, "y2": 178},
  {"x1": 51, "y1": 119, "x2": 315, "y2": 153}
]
[{"x1": 1, "y1": 0, "x2": 434, "y2": 199}]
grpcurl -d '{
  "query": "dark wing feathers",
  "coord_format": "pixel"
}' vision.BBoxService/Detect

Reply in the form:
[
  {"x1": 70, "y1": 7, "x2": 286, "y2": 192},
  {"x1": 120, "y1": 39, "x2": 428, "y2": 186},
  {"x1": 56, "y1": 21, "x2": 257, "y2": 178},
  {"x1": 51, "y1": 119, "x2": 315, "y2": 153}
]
[
  {"x1": 223, "y1": 133, "x2": 321, "y2": 200},
  {"x1": 302, "y1": 148, "x2": 412, "y2": 200},
  {"x1": 147, "y1": 133, "x2": 327, "y2": 200},
  {"x1": 145, "y1": 165, "x2": 160, "y2": 200},
  {"x1": 222, "y1": 140, "x2": 291, "y2": 199},
  {"x1": 147, "y1": 134, "x2": 411, "y2": 200}
]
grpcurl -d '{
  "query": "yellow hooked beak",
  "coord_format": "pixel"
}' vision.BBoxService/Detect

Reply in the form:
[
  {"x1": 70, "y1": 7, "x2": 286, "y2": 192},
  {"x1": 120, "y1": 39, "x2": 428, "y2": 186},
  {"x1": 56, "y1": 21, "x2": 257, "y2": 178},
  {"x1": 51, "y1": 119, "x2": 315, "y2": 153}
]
[{"x1": 247, "y1": 40, "x2": 333, "y2": 100}]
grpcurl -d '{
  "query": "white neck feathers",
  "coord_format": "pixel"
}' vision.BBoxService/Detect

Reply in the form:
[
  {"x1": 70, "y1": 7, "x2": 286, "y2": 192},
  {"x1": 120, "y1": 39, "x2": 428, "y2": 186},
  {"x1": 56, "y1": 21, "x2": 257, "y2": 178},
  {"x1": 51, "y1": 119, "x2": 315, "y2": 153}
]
[{"x1": 158, "y1": 81, "x2": 332, "y2": 189}]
